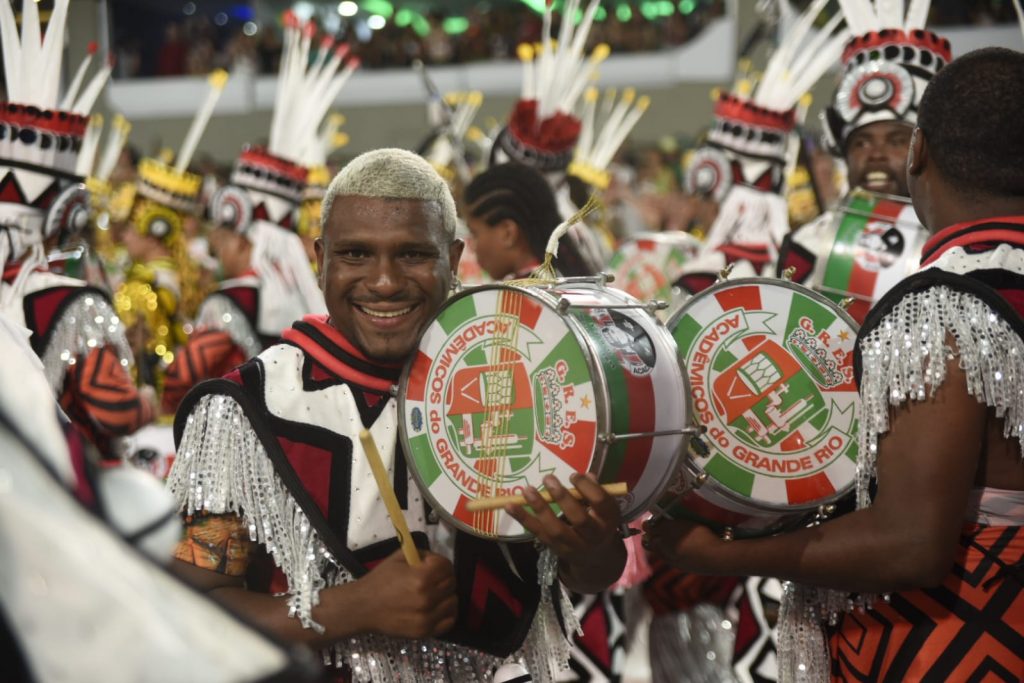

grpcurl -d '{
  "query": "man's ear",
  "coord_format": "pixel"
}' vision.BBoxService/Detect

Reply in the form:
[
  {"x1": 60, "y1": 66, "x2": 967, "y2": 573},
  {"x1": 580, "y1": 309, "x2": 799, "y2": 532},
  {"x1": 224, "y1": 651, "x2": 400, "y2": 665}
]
[
  {"x1": 449, "y1": 237, "x2": 465, "y2": 276},
  {"x1": 497, "y1": 218, "x2": 520, "y2": 248},
  {"x1": 313, "y1": 238, "x2": 326, "y2": 290},
  {"x1": 907, "y1": 127, "x2": 927, "y2": 177}
]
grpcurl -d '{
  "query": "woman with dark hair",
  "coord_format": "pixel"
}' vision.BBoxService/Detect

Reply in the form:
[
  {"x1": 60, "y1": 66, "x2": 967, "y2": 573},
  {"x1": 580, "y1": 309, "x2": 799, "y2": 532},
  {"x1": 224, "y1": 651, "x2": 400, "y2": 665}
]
[{"x1": 463, "y1": 162, "x2": 594, "y2": 280}]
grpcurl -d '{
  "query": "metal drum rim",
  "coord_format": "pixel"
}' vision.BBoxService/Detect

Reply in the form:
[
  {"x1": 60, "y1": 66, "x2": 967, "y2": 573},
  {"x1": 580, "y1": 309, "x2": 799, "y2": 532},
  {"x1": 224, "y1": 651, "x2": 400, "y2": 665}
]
[
  {"x1": 666, "y1": 275, "x2": 860, "y2": 511},
  {"x1": 396, "y1": 281, "x2": 614, "y2": 542}
]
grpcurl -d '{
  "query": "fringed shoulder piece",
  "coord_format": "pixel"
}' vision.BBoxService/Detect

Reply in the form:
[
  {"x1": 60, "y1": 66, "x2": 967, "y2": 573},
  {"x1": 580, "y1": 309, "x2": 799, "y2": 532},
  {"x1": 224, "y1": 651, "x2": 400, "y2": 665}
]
[
  {"x1": 855, "y1": 270, "x2": 1024, "y2": 506},
  {"x1": 779, "y1": 269, "x2": 1024, "y2": 682},
  {"x1": 168, "y1": 386, "x2": 578, "y2": 682}
]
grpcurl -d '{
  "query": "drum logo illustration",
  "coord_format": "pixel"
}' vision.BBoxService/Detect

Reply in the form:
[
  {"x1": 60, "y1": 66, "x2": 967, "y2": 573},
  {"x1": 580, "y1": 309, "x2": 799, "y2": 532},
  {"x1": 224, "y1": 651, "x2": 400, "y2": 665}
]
[
  {"x1": 403, "y1": 289, "x2": 599, "y2": 535},
  {"x1": 853, "y1": 222, "x2": 905, "y2": 272},
  {"x1": 672, "y1": 283, "x2": 859, "y2": 506}
]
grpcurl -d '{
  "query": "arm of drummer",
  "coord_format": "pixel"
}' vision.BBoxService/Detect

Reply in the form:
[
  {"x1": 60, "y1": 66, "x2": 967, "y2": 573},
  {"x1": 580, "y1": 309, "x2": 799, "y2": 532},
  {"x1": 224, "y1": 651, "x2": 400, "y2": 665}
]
[
  {"x1": 644, "y1": 351, "x2": 986, "y2": 594},
  {"x1": 505, "y1": 472, "x2": 628, "y2": 594},
  {"x1": 172, "y1": 522, "x2": 457, "y2": 648}
]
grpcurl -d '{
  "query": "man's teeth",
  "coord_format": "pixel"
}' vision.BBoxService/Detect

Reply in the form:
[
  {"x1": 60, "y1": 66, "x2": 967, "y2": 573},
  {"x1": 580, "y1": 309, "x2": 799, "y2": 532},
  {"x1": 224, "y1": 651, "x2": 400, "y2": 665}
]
[
  {"x1": 360, "y1": 305, "x2": 413, "y2": 319},
  {"x1": 866, "y1": 171, "x2": 890, "y2": 183}
]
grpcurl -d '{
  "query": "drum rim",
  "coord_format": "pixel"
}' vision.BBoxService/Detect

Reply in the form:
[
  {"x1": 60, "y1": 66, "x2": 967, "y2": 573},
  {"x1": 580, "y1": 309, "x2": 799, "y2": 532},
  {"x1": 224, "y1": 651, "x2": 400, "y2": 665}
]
[
  {"x1": 666, "y1": 276, "x2": 860, "y2": 510},
  {"x1": 397, "y1": 281, "x2": 615, "y2": 542}
]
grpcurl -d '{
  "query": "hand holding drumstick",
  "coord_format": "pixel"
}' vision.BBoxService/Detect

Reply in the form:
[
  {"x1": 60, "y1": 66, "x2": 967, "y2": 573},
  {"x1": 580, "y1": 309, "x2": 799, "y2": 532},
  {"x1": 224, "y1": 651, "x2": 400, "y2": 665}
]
[{"x1": 504, "y1": 472, "x2": 628, "y2": 594}]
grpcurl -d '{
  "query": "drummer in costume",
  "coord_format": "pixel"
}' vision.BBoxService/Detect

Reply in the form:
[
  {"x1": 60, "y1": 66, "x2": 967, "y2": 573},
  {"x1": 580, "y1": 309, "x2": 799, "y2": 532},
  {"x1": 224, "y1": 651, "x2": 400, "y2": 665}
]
[
  {"x1": 674, "y1": 0, "x2": 850, "y2": 294},
  {"x1": 168, "y1": 148, "x2": 627, "y2": 682},
  {"x1": 0, "y1": 0, "x2": 156, "y2": 459},
  {"x1": 115, "y1": 71, "x2": 228, "y2": 391},
  {"x1": 645, "y1": 47, "x2": 1024, "y2": 681},
  {"x1": 776, "y1": 0, "x2": 950, "y2": 323},
  {"x1": 162, "y1": 16, "x2": 349, "y2": 414}
]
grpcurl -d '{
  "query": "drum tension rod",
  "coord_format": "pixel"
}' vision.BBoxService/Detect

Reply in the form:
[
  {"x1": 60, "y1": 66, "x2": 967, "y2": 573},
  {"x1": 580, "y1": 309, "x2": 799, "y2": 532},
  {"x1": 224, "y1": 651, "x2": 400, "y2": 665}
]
[
  {"x1": 599, "y1": 427, "x2": 703, "y2": 444},
  {"x1": 558, "y1": 299, "x2": 669, "y2": 315},
  {"x1": 556, "y1": 273, "x2": 616, "y2": 285}
]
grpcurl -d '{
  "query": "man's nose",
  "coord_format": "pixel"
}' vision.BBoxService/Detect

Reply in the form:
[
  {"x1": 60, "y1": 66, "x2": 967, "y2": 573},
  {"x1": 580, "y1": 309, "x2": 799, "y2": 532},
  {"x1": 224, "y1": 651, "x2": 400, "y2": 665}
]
[{"x1": 366, "y1": 256, "x2": 403, "y2": 297}]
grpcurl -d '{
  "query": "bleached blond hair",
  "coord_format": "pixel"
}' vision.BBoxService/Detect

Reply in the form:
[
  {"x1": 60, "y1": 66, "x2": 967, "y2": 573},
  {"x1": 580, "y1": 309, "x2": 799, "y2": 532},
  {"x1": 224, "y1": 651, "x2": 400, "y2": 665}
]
[{"x1": 321, "y1": 148, "x2": 457, "y2": 240}]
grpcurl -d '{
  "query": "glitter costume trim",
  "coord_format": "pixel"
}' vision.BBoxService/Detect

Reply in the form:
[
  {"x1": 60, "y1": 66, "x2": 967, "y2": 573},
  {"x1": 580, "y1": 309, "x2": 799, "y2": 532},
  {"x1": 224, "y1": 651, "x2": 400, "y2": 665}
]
[
  {"x1": 193, "y1": 294, "x2": 263, "y2": 359},
  {"x1": 38, "y1": 290, "x2": 134, "y2": 395},
  {"x1": 169, "y1": 393, "x2": 578, "y2": 682},
  {"x1": 779, "y1": 276, "x2": 1024, "y2": 682}
]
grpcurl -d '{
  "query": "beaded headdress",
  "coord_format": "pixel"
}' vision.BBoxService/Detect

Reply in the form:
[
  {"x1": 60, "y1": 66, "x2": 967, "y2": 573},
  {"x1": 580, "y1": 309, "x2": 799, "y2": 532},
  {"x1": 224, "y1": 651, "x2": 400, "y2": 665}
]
[
  {"x1": 821, "y1": 0, "x2": 951, "y2": 154},
  {"x1": 0, "y1": 0, "x2": 111, "y2": 275},
  {"x1": 493, "y1": 0, "x2": 608, "y2": 173}
]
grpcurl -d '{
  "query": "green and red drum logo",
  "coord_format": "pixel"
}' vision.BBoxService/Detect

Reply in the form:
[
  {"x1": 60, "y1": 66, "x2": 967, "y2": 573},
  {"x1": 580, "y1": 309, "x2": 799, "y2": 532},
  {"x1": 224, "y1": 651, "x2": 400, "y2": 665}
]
[
  {"x1": 669, "y1": 280, "x2": 859, "y2": 510},
  {"x1": 401, "y1": 287, "x2": 599, "y2": 538}
]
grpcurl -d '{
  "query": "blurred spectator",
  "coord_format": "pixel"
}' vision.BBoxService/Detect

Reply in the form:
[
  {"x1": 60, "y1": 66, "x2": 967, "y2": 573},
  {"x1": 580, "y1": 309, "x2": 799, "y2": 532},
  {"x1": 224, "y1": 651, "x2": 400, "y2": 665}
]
[{"x1": 156, "y1": 23, "x2": 187, "y2": 76}]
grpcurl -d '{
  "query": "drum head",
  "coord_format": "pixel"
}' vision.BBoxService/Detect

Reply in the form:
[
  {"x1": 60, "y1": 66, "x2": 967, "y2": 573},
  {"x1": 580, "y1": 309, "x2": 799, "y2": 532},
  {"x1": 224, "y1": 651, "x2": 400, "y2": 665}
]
[
  {"x1": 666, "y1": 278, "x2": 859, "y2": 515},
  {"x1": 399, "y1": 285, "x2": 604, "y2": 540}
]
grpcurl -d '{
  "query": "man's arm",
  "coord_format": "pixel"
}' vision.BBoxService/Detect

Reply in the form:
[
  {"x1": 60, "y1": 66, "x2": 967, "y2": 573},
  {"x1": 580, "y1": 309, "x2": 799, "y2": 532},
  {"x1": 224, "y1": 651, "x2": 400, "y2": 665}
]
[
  {"x1": 506, "y1": 473, "x2": 627, "y2": 594},
  {"x1": 644, "y1": 352, "x2": 986, "y2": 594},
  {"x1": 173, "y1": 543, "x2": 458, "y2": 647}
]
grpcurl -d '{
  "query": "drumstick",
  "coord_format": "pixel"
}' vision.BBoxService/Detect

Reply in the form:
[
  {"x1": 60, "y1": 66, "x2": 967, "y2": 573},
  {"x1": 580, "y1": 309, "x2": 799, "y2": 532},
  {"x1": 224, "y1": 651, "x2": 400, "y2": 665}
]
[
  {"x1": 465, "y1": 482, "x2": 629, "y2": 512},
  {"x1": 358, "y1": 429, "x2": 421, "y2": 567}
]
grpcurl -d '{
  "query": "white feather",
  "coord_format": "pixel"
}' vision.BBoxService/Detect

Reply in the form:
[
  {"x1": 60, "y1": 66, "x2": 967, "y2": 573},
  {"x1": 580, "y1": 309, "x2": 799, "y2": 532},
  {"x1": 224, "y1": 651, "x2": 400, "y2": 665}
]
[{"x1": 904, "y1": 0, "x2": 932, "y2": 30}]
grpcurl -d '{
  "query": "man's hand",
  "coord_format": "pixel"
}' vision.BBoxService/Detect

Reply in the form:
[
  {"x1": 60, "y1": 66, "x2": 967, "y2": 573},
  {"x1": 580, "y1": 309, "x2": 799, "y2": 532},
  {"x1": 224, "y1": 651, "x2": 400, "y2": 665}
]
[
  {"x1": 349, "y1": 548, "x2": 458, "y2": 639},
  {"x1": 641, "y1": 517, "x2": 732, "y2": 575},
  {"x1": 505, "y1": 473, "x2": 626, "y2": 593}
]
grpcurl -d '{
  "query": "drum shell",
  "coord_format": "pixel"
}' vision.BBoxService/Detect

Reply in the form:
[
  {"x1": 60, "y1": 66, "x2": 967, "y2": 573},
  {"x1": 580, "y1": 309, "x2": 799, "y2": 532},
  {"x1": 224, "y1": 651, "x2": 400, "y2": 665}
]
[
  {"x1": 802, "y1": 189, "x2": 927, "y2": 323},
  {"x1": 399, "y1": 281, "x2": 691, "y2": 541},
  {"x1": 655, "y1": 277, "x2": 860, "y2": 537},
  {"x1": 607, "y1": 232, "x2": 701, "y2": 314}
]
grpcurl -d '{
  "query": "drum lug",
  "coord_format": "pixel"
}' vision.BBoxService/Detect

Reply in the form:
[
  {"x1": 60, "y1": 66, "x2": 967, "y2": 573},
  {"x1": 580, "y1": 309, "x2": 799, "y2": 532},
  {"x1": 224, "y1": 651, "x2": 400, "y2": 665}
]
[
  {"x1": 721, "y1": 526, "x2": 734, "y2": 541},
  {"x1": 692, "y1": 471, "x2": 708, "y2": 488},
  {"x1": 557, "y1": 297, "x2": 571, "y2": 314},
  {"x1": 780, "y1": 266, "x2": 796, "y2": 281},
  {"x1": 816, "y1": 503, "x2": 837, "y2": 522},
  {"x1": 838, "y1": 297, "x2": 855, "y2": 311},
  {"x1": 644, "y1": 300, "x2": 670, "y2": 316},
  {"x1": 689, "y1": 436, "x2": 711, "y2": 458},
  {"x1": 716, "y1": 263, "x2": 735, "y2": 282}
]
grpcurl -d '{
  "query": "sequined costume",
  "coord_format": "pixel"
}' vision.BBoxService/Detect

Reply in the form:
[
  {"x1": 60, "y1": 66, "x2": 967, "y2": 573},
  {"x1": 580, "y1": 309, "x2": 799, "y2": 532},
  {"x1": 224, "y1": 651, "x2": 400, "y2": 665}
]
[
  {"x1": 0, "y1": 0, "x2": 151, "y2": 458},
  {"x1": 776, "y1": 21, "x2": 951, "y2": 323},
  {"x1": 165, "y1": 18, "x2": 344, "y2": 414},
  {"x1": 780, "y1": 217, "x2": 1024, "y2": 681},
  {"x1": 168, "y1": 314, "x2": 576, "y2": 682}
]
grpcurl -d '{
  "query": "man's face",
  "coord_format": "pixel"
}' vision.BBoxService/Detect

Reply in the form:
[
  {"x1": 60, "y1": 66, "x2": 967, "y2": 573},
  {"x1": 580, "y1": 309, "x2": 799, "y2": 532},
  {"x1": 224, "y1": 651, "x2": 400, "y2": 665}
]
[
  {"x1": 315, "y1": 195, "x2": 463, "y2": 363},
  {"x1": 845, "y1": 120, "x2": 913, "y2": 197}
]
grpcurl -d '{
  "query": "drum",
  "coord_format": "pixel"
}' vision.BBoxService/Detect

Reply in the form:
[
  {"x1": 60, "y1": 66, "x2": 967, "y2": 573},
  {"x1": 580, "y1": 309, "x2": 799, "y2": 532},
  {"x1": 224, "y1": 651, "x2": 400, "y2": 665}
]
[
  {"x1": 607, "y1": 232, "x2": 701, "y2": 315},
  {"x1": 398, "y1": 276, "x2": 694, "y2": 541},
  {"x1": 654, "y1": 277, "x2": 859, "y2": 538},
  {"x1": 808, "y1": 189, "x2": 927, "y2": 323}
]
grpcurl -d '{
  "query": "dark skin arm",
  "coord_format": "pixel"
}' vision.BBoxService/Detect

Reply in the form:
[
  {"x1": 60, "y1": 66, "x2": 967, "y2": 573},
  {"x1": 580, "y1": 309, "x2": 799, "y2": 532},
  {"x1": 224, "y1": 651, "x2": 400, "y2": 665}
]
[
  {"x1": 644, "y1": 352, "x2": 986, "y2": 593},
  {"x1": 172, "y1": 547, "x2": 458, "y2": 648},
  {"x1": 505, "y1": 472, "x2": 627, "y2": 594}
]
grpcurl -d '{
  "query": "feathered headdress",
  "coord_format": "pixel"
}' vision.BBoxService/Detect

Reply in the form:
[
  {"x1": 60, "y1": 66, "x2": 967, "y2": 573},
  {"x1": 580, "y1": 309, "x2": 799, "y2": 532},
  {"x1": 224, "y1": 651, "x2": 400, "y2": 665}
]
[
  {"x1": 822, "y1": 0, "x2": 951, "y2": 153},
  {"x1": 494, "y1": 0, "x2": 608, "y2": 172},
  {"x1": 569, "y1": 86, "x2": 650, "y2": 190},
  {"x1": 677, "y1": 0, "x2": 849, "y2": 292}
]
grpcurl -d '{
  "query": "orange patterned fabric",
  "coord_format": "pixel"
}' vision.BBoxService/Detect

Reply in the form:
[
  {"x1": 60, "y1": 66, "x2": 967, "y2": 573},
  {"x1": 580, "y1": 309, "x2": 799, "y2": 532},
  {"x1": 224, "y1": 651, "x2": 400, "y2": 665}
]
[
  {"x1": 174, "y1": 513, "x2": 255, "y2": 576},
  {"x1": 829, "y1": 524, "x2": 1024, "y2": 682},
  {"x1": 162, "y1": 329, "x2": 246, "y2": 415},
  {"x1": 60, "y1": 345, "x2": 154, "y2": 454}
]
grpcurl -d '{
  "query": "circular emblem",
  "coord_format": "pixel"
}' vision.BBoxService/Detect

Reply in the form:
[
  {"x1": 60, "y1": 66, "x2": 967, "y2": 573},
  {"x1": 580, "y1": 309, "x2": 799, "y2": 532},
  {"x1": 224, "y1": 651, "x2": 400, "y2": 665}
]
[
  {"x1": 668, "y1": 279, "x2": 859, "y2": 510},
  {"x1": 399, "y1": 286, "x2": 600, "y2": 539},
  {"x1": 607, "y1": 232, "x2": 701, "y2": 305},
  {"x1": 853, "y1": 223, "x2": 905, "y2": 272},
  {"x1": 835, "y1": 61, "x2": 914, "y2": 123},
  {"x1": 210, "y1": 184, "x2": 253, "y2": 233},
  {"x1": 685, "y1": 146, "x2": 733, "y2": 202}
]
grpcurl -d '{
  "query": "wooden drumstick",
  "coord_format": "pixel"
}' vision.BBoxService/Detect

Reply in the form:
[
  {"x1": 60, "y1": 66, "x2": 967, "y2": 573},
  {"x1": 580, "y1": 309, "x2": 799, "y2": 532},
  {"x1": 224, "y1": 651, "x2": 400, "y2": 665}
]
[
  {"x1": 358, "y1": 429, "x2": 421, "y2": 567},
  {"x1": 465, "y1": 482, "x2": 629, "y2": 512}
]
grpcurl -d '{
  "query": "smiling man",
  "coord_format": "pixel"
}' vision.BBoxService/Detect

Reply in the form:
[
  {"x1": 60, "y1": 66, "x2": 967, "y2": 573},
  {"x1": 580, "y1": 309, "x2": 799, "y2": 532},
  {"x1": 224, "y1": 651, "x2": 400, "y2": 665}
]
[
  {"x1": 167, "y1": 148, "x2": 625, "y2": 683},
  {"x1": 776, "y1": 23, "x2": 953, "y2": 323}
]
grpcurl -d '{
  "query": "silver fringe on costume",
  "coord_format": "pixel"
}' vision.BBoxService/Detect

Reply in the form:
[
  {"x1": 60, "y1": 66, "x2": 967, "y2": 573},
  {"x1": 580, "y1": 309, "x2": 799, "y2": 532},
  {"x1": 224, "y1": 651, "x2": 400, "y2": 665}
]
[
  {"x1": 778, "y1": 284, "x2": 1024, "y2": 682},
  {"x1": 39, "y1": 292, "x2": 134, "y2": 394},
  {"x1": 168, "y1": 394, "x2": 579, "y2": 683},
  {"x1": 193, "y1": 294, "x2": 263, "y2": 359}
]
